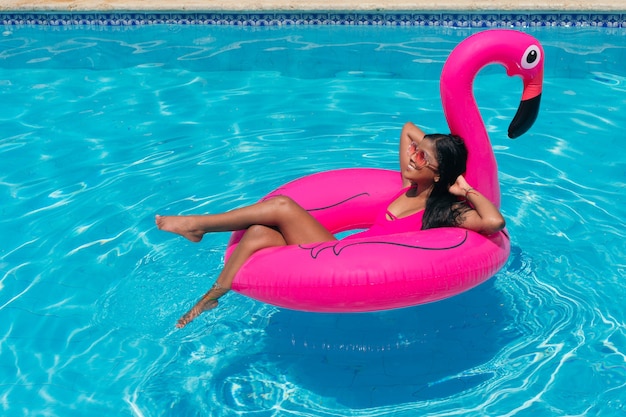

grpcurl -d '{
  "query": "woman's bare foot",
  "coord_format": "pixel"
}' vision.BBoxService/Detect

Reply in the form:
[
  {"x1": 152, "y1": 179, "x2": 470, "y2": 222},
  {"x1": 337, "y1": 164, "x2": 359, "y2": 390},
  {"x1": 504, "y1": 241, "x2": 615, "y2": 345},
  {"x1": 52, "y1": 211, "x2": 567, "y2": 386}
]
[
  {"x1": 155, "y1": 215, "x2": 205, "y2": 242},
  {"x1": 176, "y1": 298, "x2": 219, "y2": 328},
  {"x1": 176, "y1": 282, "x2": 230, "y2": 328}
]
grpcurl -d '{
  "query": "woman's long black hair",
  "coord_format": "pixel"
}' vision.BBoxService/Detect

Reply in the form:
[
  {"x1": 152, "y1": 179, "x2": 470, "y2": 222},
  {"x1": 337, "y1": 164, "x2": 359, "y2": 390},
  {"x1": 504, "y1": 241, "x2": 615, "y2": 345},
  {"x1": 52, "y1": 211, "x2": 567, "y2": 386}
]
[{"x1": 421, "y1": 133, "x2": 471, "y2": 230}]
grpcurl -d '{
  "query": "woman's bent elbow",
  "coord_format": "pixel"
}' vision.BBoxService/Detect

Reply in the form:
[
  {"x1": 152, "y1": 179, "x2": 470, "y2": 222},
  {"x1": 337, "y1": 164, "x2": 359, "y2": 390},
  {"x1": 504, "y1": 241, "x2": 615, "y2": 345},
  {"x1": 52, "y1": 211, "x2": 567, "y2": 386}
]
[{"x1": 483, "y1": 217, "x2": 506, "y2": 235}]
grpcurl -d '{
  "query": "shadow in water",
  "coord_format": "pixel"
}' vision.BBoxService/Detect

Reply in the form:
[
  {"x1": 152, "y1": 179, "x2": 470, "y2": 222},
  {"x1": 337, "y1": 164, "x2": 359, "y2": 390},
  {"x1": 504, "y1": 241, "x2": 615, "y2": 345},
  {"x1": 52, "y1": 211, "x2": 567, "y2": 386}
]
[
  {"x1": 261, "y1": 276, "x2": 518, "y2": 408},
  {"x1": 135, "y1": 247, "x2": 531, "y2": 414}
]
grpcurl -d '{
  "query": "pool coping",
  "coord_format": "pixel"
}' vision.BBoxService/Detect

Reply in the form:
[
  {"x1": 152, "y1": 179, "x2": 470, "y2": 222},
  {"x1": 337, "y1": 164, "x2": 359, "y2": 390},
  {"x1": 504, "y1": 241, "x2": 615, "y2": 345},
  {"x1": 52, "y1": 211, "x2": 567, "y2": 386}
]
[{"x1": 2, "y1": 0, "x2": 626, "y2": 12}]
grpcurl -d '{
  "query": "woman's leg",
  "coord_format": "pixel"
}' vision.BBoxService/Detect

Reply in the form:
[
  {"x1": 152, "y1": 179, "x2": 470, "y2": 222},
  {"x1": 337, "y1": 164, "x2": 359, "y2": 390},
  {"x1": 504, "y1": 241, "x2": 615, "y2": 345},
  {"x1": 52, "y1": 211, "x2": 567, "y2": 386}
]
[
  {"x1": 156, "y1": 195, "x2": 336, "y2": 244},
  {"x1": 157, "y1": 196, "x2": 337, "y2": 328},
  {"x1": 175, "y1": 224, "x2": 285, "y2": 328}
]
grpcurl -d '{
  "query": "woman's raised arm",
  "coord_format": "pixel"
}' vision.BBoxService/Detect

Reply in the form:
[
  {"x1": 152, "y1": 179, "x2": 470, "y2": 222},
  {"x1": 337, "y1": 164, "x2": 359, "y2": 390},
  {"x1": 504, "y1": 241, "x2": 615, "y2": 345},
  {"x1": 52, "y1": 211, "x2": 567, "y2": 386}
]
[
  {"x1": 449, "y1": 175, "x2": 506, "y2": 235},
  {"x1": 399, "y1": 122, "x2": 426, "y2": 187}
]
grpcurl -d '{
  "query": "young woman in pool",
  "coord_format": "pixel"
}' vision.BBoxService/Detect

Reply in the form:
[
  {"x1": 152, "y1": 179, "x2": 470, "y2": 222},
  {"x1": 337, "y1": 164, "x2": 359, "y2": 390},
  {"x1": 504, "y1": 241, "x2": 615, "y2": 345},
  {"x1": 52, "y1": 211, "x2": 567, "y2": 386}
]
[{"x1": 156, "y1": 121, "x2": 505, "y2": 328}]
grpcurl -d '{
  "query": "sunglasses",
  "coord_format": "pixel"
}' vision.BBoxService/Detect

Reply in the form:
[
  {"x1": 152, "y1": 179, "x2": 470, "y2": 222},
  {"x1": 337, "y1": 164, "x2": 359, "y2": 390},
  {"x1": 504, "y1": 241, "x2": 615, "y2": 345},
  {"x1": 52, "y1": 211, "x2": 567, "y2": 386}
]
[{"x1": 408, "y1": 141, "x2": 439, "y2": 172}]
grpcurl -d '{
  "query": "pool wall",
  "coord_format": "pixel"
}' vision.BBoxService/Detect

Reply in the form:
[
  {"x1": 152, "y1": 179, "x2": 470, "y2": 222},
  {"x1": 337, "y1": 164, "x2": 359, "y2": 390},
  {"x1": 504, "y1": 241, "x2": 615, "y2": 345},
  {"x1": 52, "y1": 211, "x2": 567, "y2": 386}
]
[{"x1": 0, "y1": 11, "x2": 625, "y2": 27}]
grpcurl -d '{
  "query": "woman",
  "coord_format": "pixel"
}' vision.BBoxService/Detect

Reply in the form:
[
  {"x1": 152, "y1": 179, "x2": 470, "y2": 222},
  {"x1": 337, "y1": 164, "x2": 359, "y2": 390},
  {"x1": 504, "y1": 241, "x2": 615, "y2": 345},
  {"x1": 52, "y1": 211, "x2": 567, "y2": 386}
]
[{"x1": 156, "y1": 122, "x2": 505, "y2": 328}]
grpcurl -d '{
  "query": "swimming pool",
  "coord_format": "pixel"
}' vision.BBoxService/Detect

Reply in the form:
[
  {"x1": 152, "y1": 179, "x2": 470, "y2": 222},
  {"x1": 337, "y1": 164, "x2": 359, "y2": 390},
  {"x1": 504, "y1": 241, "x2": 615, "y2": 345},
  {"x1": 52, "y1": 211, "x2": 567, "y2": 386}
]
[{"x1": 1, "y1": 19, "x2": 626, "y2": 416}]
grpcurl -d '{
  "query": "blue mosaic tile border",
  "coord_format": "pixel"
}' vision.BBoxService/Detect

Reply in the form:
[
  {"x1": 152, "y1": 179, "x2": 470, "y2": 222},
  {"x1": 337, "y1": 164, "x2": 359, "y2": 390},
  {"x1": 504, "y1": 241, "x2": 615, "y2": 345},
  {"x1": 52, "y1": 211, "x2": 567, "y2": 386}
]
[{"x1": 0, "y1": 11, "x2": 625, "y2": 27}]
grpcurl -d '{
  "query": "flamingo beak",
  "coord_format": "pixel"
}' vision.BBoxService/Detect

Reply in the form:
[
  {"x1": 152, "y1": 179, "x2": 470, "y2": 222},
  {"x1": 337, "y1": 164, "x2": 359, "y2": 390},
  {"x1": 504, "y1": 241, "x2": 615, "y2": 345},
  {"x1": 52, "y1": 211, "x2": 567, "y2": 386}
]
[{"x1": 508, "y1": 69, "x2": 543, "y2": 139}]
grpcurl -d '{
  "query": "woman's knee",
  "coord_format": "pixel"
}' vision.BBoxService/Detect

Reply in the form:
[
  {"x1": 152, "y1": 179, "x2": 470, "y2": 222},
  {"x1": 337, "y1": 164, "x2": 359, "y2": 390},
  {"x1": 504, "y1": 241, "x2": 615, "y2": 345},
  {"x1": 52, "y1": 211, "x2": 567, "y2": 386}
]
[
  {"x1": 265, "y1": 195, "x2": 303, "y2": 217},
  {"x1": 240, "y1": 224, "x2": 285, "y2": 250}
]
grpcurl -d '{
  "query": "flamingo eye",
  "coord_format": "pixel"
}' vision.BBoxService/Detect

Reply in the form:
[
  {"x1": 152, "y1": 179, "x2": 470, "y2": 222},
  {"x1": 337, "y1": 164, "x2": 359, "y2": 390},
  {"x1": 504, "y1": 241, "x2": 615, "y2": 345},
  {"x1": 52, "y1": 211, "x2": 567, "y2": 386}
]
[{"x1": 521, "y1": 45, "x2": 541, "y2": 69}]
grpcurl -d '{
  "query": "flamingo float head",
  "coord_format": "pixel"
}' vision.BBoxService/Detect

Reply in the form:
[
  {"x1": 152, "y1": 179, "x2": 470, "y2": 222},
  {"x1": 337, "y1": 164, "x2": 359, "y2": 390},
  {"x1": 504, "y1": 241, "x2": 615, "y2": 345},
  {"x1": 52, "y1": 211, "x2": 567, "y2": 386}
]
[
  {"x1": 506, "y1": 41, "x2": 544, "y2": 139},
  {"x1": 440, "y1": 29, "x2": 544, "y2": 207}
]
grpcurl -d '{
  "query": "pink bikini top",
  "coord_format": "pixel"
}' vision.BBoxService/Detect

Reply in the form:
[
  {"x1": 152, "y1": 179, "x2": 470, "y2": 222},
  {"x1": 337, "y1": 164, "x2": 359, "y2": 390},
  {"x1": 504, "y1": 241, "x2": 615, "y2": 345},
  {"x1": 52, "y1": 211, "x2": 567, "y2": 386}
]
[{"x1": 346, "y1": 188, "x2": 424, "y2": 239}]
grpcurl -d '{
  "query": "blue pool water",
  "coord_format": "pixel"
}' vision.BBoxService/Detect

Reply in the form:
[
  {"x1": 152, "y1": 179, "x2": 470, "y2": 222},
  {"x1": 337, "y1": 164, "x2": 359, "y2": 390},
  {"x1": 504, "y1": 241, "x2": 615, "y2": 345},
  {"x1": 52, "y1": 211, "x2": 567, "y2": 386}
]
[{"x1": 1, "y1": 23, "x2": 626, "y2": 416}]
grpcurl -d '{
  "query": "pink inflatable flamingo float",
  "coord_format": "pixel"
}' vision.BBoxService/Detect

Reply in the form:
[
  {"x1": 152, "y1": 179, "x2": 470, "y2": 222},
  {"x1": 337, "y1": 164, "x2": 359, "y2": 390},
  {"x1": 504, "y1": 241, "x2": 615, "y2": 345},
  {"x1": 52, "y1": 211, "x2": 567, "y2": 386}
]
[{"x1": 225, "y1": 29, "x2": 544, "y2": 312}]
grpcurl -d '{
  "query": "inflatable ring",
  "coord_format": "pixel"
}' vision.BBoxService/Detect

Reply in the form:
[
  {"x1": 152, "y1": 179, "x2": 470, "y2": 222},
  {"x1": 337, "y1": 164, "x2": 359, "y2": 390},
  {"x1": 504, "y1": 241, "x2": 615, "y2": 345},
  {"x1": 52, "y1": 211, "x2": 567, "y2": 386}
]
[{"x1": 225, "y1": 29, "x2": 544, "y2": 312}]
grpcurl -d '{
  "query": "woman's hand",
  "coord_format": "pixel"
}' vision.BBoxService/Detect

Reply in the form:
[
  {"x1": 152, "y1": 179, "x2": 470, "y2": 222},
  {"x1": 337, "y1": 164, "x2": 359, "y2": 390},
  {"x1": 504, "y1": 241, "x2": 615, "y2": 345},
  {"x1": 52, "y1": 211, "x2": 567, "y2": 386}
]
[
  {"x1": 448, "y1": 174, "x2": 472, "y2": 198},
  {"x1": 449, "y1": 175, "x2": 506, "y2": 235}
]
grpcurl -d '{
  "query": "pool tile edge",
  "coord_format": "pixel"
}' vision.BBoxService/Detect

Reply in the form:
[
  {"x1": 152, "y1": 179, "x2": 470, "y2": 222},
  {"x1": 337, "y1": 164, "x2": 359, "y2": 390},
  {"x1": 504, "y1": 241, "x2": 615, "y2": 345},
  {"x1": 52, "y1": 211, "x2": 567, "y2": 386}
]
[{"x1": 1, "y1": 11, "x2": 625, "y2": 27}]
